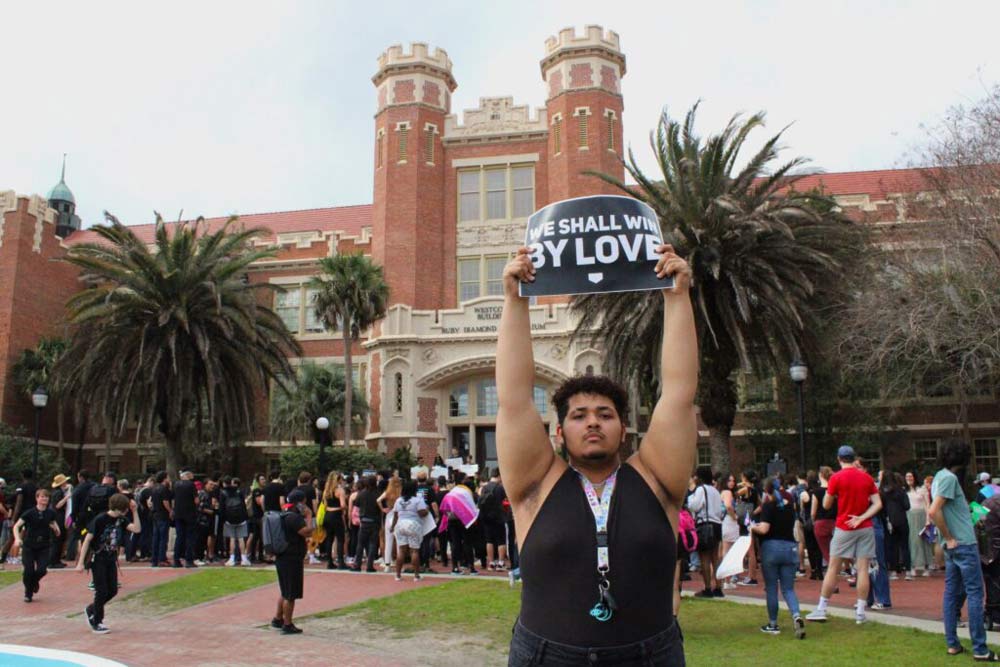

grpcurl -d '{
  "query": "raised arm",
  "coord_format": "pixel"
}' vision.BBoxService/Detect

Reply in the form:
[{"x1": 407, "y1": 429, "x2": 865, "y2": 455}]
[
  {"x1": 634, "y1": 245, "x2": 698, "y2": 505},
  {"x1": 496, "y1": 247, "x2": 559, "y2": 505}
]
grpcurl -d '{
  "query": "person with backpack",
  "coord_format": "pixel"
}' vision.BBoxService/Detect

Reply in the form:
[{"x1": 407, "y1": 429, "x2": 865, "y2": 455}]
[
  {"x1": 269, "y1": 489, "x2": 313, "y2": 635},
  {"x1": 479, "y1": 469, "x2": 509, "y2": 571},
  {"x1": 76, "y1": 493, "x2": 141, "y2": 634},
  {"x1": 686, "y1": 466, "x2": 725, "y2": 598},
  {"x1": 222, "y1": 478, "x2": 251, "y2": 567}
]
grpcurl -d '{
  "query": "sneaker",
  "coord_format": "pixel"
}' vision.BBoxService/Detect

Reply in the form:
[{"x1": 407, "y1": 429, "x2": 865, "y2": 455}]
[
  {"x1": 904, "y1": 572, "x2": 914, "y2": 581},
  {"x1": 888, "y1": 573, "x2": 898, "y2": 581},
  {"x1": 241, "y1": 556, "x2": 251, "y2": 567},
  {"x1": 760, "y1": 623, "x2": 780, "y2": 635},
  {"x1": 468, "y1": 569, "x2": 479, "y2": 576},
  {"x1": 712, "y1": 588, "x2": 724, "y2": 598},
  {"x1": 737, "y1": 577, "x2": 758, "y2": 586},
  {"x1": 922, "y1": 569, "x2": 932, "y2": 577},
  {"x1": 88, "y1": 581, "x2": 95, "y2": 591},
  {"x1": 92, "y1": 623, "x2": 110, "y2": 635},
  {"x1": 794, "y1": 616, "x2": 806, "y2": 640},
  {"x1": 805, "y1": 609, "x2": 828, "y2": 622},
  {"x1": 796, "y1": 569, "x2": 806, "y2": 578},
  {"x1": 414, "y1": 575, "x2": 422, "y2": 582},
  {"x1": 84, "y1": 605, "x2": 96, "y2": 630},
  {"x1": 722, "y1": 582, "x2": 737, "y2": 590},
  {"x1": 23, "y1": 594, "x2": 32, "y2": 603},
  {"x1": 270, "y1": 617, "x2": 283, "y2": 629},
  {"x1": 194, "y1": 560, "x2": 207, "y2": 566},
  {"x1": 394, "y1": 575, "x2": 402, "y2": 582},
  {"x1": 871, "y1": 603, "x2": 890, "y2": 611},
  {"x1": 451, "y1": 568, "x2": 461, "y2": 576},
  {"x1": 694, "y1": 589, "x2": 714, "y2": 598},
  {"x1": 281, "y1": 624, "x2": 303, "y2": 635},
  {"x1": 185, "y1": 562, "x2": 198, "y2": 568},
  {"x1": 855, "y1": 613, "x2": 867, "y2": 625},
  {"x1": 225, "y1": 556, "x2": 236, "y2": 567},
  {"x1": 308, "y1": 555, "x2": 321, "y2": 565}
]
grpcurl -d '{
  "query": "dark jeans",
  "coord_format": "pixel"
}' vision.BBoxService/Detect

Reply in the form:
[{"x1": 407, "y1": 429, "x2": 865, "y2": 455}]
[
  {"x1": 22, "y1": 545, "x2": 50, "y2": 596},
  {"x1": 760, "y1": 539, "x2": 801, "y2": 623},
  {"x1": 323, "y1": 515, "x2": 345, "y2": 565},
  {"x1": 887, "y1": 523, "x2": 911, "y2": 572},
  {"x1": 151, "y1": 518, "x2": 170, "y2": 565},
  {"x1": 867, "y1": 518, "x2": 892, "y2": 607},
  {"x1": 89, "y1": 555, "x2": 118, "y2": 625},
  {"x1": 173, "y1": 517, "x2": 196, "y2": 565},
  {"x1": 353, "y1": 519, "x2": 379, "y2": 571},
  {"x1": 49, "y1": 525, "x2": 67, "y2": 564},
  {"x1": 137, "y1": 514, "x2": 151, "y2": 559},
  {"x1": 508, "y1": 619, "x2": 685, "y2": 666},
  {"x1": 803, "y1": 525, "x2": 823, "y2": 577}
]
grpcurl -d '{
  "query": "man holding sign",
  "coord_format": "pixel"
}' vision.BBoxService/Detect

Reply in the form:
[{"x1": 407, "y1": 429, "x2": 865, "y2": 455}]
[{"x1": 498, "y1": 237, "x2": 696, "y2": 665}]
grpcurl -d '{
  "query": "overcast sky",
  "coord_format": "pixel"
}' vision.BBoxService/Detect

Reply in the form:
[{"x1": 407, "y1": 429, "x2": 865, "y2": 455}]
[{"x1": 4, "y1": 1, "x2": 998, "y2": 229}]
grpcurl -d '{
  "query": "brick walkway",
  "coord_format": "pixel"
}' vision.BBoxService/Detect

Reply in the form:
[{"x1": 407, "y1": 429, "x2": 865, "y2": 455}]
[{"x1": 0, "y1": 564, "x2": 444, "y2": 667}]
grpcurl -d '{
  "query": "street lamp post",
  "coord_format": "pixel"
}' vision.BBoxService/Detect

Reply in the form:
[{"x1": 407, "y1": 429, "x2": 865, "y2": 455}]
[
  {"x1": 315, "y1": 417, "x2": 330, "y2": 480},
  {"x1": 789, "y1": 362, "x2": 808, "y2": 471},
  {"x1": 31, "y1": 387, "x2": 49, "y2": 479}
]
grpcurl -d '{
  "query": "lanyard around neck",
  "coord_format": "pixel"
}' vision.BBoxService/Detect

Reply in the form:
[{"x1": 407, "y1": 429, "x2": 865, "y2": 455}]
[{"x1": 575, "y1": 467, "x2": 619, "y2": 572}]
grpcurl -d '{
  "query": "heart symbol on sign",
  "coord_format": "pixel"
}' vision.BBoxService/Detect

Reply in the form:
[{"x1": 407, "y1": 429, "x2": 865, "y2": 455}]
[{"x1": 588, "y1": 273, "x2": 604, "y2": 284}]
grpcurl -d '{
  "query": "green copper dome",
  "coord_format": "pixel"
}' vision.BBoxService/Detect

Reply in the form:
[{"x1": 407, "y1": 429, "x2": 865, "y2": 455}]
[{"x1": 47, "y1": 155, "x2": 75, "y2": 204}]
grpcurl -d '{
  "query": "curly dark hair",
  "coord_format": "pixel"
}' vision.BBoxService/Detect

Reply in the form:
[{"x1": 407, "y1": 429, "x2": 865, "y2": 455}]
[
  {"x1": 551, "y1": 375, "x2": 629, "y2": 426},
  {"x1": 939, "y1": 437, "x2": 971, "y2": 469}
]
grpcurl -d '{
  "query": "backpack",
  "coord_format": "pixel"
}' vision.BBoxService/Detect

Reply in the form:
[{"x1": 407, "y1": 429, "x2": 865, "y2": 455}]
[
  {"x1": 83, "y1": 485, "x2": 114, "y2": 527},
  {"x1": 477, "y1": 483, "x2": 500, "y2": 518},
  {"x1": 224, "y1": 490, "x2": 249, "y2": 524},
  {"x1": 678, "y1": 509, "x2": 698, "y2": 553},
  {"x1": 262, "y1": 511, "x2": 289, "y2": 556}
]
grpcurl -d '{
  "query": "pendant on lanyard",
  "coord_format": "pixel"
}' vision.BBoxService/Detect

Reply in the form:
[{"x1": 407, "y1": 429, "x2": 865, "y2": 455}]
[{"x1": 577, "y1": 467, "x2": 619, "y2": 622}]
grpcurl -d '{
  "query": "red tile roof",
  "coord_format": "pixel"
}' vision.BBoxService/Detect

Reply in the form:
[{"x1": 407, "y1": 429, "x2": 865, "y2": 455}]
[
  {"x1": 774, "y1": 167, "x2": 937, "y2": 197},
  {"x1": 64, "y1": 204, "x2": 373, "y2": 246}
]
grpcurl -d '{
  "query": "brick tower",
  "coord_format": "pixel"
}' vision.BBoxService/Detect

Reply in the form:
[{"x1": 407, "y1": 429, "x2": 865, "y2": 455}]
[
  {"x1": 371, "y1": 43, "x2": 457, "y2": 309},
  {"x1": 542, "y1": 26, "x2": 626, "y2": 202}
]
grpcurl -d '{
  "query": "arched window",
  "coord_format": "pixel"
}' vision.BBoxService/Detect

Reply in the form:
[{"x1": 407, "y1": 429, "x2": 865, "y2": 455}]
[{"x1": 394, "y1": 372, "x2": 403, "y2": 414}]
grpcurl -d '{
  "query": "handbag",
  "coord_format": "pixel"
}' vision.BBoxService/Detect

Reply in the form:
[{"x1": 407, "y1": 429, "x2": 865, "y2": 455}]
[{"x1": 694, "y1": 486, "x2": 719, "y2": 551}]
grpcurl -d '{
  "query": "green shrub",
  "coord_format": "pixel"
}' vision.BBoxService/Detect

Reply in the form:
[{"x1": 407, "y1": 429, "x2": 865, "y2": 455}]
[{"x1": 0, "y1": 422, "x2": 69, "y2": 485}]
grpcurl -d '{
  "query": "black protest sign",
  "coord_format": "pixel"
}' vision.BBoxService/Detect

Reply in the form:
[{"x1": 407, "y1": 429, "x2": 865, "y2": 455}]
[{"x1": 518, "y1": 195, "x2": 673, "y2": 297}]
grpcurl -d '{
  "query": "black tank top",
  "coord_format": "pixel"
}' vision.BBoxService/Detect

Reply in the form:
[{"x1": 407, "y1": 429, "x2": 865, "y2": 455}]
[{"x1": 519, "y1": 463, "x2": 676, "y2": 646}]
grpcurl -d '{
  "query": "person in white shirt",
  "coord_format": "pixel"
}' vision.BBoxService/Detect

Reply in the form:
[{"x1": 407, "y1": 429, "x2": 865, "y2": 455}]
[
  {"x1": 687, "y1": 466, "x2": 725, "y2": 597},
  {"x1": 905, "y1": 471, "x2": 934, "y2": 577}
]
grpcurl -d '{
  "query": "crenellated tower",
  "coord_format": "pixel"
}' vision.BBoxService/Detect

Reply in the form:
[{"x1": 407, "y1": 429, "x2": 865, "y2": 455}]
[
  {"x1": 371, "y1": 43, "x2": 457, "y2": 308},
  {"x1": 542, "y1": 25, "x2": 626, "y2": 202}
]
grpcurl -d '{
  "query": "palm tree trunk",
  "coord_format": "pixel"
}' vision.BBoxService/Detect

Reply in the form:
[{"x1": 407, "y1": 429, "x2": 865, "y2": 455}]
[
  {"x1": 56, "y1": 400, "x2": 65, "y2": 464},
  {"x1": 164, "y1": 434, "x2": 181, "y2": 479},
  {"x1": 707, "y1": 425, "x2": 732, "y2": 473},
  {"x1": 343, "y1": 326, "x2": 352, "y2": 446},
  {"x1": 104, "y1": 425, "x2": 113, "y2": 472}
]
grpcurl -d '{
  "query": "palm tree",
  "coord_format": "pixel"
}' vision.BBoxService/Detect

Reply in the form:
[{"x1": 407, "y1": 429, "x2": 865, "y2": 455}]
[
  {"x1": 11, "y1": 337, "x2": 68, "y2": 461},
  {"x1": 574, "y1": 104, "x2": 865, "y2": 471},
  {"x1": 269, "y1": 362, "x2": 369, "y2": 443},
  {"x1": 309, "y1": 254, "x2": 389, "y2": 445},
  {"x1": 56, "y1": 213, "x2": 302, "y2": 476}
]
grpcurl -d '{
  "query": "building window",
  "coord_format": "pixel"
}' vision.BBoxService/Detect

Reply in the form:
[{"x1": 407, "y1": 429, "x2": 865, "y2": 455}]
[
  {"x1": 753, "y1": 448, "x2": 773, "y2": 472},
  {"x1": 605, "y1": 110, "x2": 616, "y2": 151},
  {"x1": 697, "y1": 444, "x2": 711, "y2": 468},
  {"x1": 303, "y1": 288, "x2": 323, "y2": 333},
  {"x1": 376, "y1": 129, "x2": 384, "y2": 169},
  {"x1": 975, "y1": 438, "x2": 1000, "y2": 474},
  {"x1": 423, "y1": 124, "x2": 437, "y2": 164},
  {"x1": 913, "y1": 439, "x2": 939, "y2": 465},
  {"x1": 739, "y1": 372, "x2": 774, "y2": 408},
  {"x1": 396, "y1": 123, "x2": 410, "y2": 163},
  {"x1": 275, "y1": 288, "x2": 301, "y2": 333},
  {"x1": 585, "y1": 365, "x2": 595, "y2": 376},
  {"x1": 485, "y1": 169, "x2": 506, "y2": 220},
  {"x1": 459, "y1": 170, "x2": 480, "y2": 222},
  {"x1": 458, "y1": 254, "x2": 510, "y2": 302},
  {"x1": 856, "y1": 446, "x2": 882, "y2": 474},
  {"x1": 456, "y1": 164, "x2": 535, "y2": 224},
  {"x1": 449, "y1": 385, "x2": 469, "y2": 417},
  {"x1": 553, "y1": 115, "x2": 562, "y2": 154},
  {"x1": 477, "y1": 379, "x2": 499, "y2": 416},
  {"x1": 394, "y1": 372, "x2": 403, "y2": 414},
  {"x1": 533, "y1": 385, "x2": 547, "y2": 415},
  {"x1": 576, "y1": 109, "x2": 590, "y2": 149}
]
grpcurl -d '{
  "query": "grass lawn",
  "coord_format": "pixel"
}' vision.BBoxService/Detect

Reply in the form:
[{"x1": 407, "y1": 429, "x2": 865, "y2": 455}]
[
  {"x1": 121, "y1": 568, "x2": 276, "y2": 612},
  {"x1": 320, "y1": 579, "x2": 973, "y2": 665},
  {"x1": 0, "y1": 571, "x2": 19, "y2": 589}
]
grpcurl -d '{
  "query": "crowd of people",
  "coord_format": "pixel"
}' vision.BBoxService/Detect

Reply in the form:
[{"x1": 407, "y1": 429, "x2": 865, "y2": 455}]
[{"x1": 0, "y1": 463, "x2": 516, "y2": 634}]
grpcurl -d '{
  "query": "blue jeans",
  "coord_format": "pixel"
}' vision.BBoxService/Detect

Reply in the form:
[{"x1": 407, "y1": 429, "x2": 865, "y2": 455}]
[
  {"x1": 944, "y1": 543, "x2": 987, "y2": 656},
  {"x1": 867, "y1": 518, "x2": 892, "y2": 607},
  {"x1": 760, "y1": 539, "x2": 801, "y2": 623},
  {"x1": 151, "y1": 519, "x2": 170, "y2": 565}
]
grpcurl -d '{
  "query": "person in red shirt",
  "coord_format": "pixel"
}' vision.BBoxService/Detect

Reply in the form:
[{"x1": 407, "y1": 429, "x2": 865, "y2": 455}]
[{"x1": 806, "y1": 445, "x2": 883, "y2": 624}]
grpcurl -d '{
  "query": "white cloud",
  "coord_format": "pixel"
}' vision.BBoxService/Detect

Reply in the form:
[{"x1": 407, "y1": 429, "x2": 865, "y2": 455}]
[{"x1": 3, "y1": 0, "x2": 997, "y2": 228}]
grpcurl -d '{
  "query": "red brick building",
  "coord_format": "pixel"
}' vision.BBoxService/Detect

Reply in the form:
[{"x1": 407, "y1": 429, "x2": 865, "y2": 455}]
[{"x1": 1, "y1": 26, "x2": 993, "y2": 478}]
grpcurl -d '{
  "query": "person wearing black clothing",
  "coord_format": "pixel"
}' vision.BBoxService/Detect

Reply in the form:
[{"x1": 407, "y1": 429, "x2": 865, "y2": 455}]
[
  {"x1": 352, "y1": 477, "x2": 380, "y2": 572},
  {"x1": 49, "y1": 474, "x2": 72, "y2": 567},
  {"x1": 435, "y1": 476, "x2": 450, "y2": 568},
  {"x1": 751, "y1": 476, "x2": 805, "y2": 637},
  {"x1": 880, "y1": 471, "x2": 911, "y2": 577},
  {"x1": 497, "y1": 246, "x2": 694, "y2": 665},
  {"x1": 13, "y1": 488, "x2": 60, "y2": 602},
  {"x1": 415, "y1": 472, "x2": 438, "y2": 570},
  {"x1": 271, "y1": 489, "x2": 312, "y2": 635},
  {"x1": 194, "y1": 478, "x2": 219, "y2": 563},
  {"x1": 134, "y1": 477, "x2": 154, "y2": 560},
  {"x1": 77, "y1": 493, "x2": 140, "y2": 634},
  {"x1": 149, "y1": 472, "x2": 172, "y2": 567},
  {"x1": 294, "y1": 472, "x2": 317, "y2": 514},
  {"x1": 11, "y1": 470, "x2": 37, "y2": 524},
  {"x1": 320, "y1": 472, "x2": 347, "y2": 570},
  {"x1": 480, "y1": 470, "x2": 509, "y2": 571},
  {"x1": 262, "y1": 476, "x2": 285, "y2": 513},
  {"x1": 172, "y1": 471, "x2": 198, "y2": 568},
  {"x1": 67, "y1": 470, "x2": 95, "y2": 561},
  {"x1": 250, "y1": 474, "x2": 267, "y2": 563}
]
